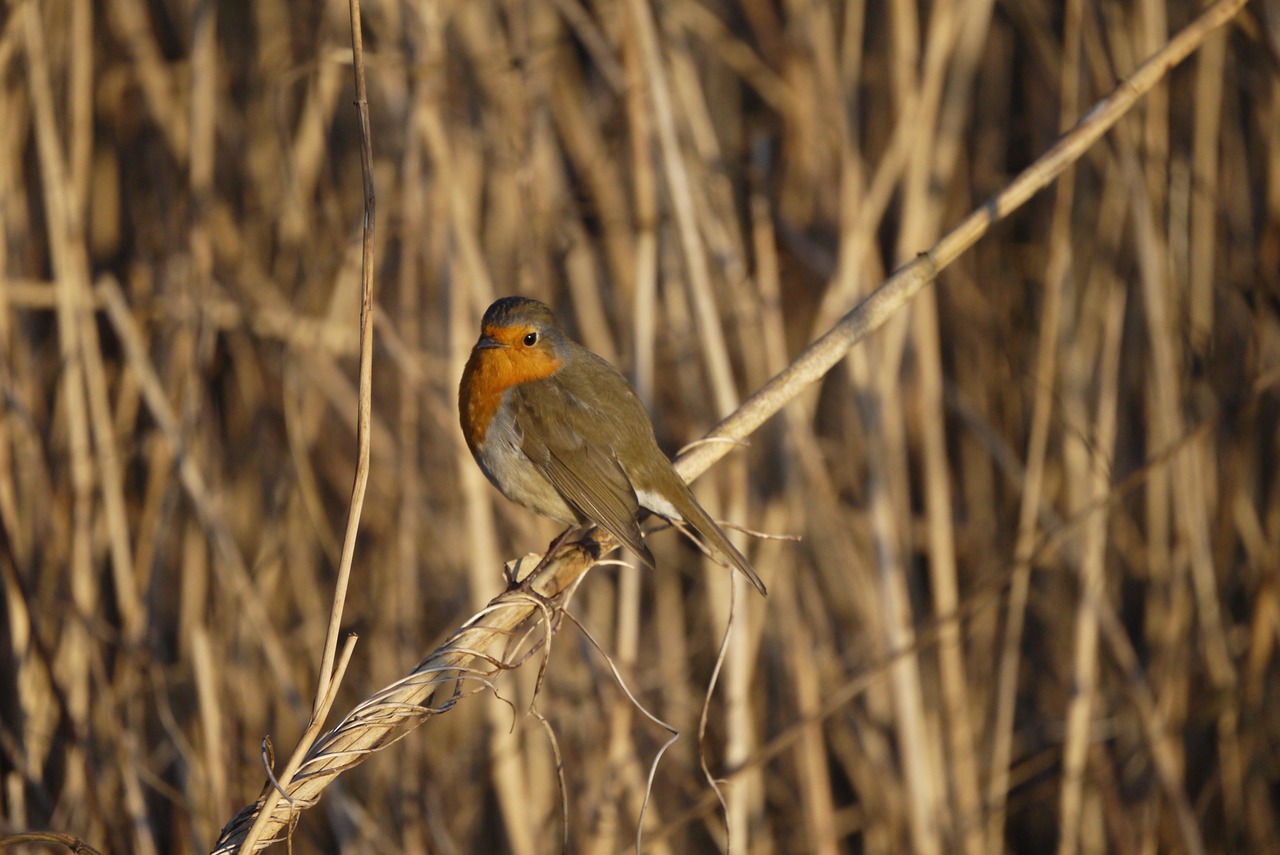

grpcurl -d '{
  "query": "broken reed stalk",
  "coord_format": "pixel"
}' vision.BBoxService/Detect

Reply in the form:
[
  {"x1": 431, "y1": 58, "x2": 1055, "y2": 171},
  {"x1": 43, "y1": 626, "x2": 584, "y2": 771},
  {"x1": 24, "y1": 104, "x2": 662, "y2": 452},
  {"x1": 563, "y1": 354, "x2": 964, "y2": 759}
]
[
  {"x1": 211, "y1": 0, "x2": 1248, "y2": 849},
  {"x1": 212, "y1": 546, "x2": 596, "y2": 852}
]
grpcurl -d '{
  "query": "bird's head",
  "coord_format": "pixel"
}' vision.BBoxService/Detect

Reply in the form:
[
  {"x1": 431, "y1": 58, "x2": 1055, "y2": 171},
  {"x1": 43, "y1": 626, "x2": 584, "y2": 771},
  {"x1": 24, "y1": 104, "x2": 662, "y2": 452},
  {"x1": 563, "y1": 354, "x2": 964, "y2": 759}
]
[{"x1": 468, "y1": 296, "x2": 567, "y2": 388}]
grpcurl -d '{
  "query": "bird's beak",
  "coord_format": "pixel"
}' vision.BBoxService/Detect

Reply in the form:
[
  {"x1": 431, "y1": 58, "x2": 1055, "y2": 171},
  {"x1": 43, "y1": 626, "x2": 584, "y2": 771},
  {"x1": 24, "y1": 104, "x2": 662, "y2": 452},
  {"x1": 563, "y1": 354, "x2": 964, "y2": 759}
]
[{"x1": 475, "y1": 336, "x2": 505, "y2": 350}]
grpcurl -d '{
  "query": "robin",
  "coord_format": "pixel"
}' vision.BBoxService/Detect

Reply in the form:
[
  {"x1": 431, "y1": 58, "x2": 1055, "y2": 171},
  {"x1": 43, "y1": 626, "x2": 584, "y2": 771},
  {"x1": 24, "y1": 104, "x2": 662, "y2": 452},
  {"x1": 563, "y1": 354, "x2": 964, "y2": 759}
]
[{"x1": 459, "y1": 296, "x2": 767, "y2": 596}]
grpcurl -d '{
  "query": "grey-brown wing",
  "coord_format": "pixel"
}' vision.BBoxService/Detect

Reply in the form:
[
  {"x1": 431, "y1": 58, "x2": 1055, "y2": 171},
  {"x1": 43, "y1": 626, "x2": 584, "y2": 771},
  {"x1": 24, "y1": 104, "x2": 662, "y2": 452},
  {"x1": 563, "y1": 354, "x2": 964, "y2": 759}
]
[{"x1": 513, "y1": 381, "x2": 655, "y2": 569}]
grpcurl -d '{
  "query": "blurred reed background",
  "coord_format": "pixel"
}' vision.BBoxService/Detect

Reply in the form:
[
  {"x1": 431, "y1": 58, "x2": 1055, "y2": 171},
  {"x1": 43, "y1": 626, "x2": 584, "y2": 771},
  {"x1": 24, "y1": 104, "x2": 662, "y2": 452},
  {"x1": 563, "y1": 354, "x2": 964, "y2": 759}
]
[{"x1": 1, "y1": 0, "x2": 1278, "y2": 852}]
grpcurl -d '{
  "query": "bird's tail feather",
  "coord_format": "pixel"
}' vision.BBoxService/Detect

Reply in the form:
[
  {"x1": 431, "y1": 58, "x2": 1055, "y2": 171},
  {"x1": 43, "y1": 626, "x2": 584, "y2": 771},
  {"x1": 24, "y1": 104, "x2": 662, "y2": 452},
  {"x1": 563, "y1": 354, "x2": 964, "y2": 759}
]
[{"x1": 674, "y1": 486, "x2": 768, "y2": 596}]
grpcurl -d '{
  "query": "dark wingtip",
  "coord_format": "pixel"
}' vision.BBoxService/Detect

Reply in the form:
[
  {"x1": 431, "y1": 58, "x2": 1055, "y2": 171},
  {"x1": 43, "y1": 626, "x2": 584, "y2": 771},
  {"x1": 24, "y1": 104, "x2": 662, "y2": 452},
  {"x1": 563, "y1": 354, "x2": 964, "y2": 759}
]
[
  {"x1": 635, "y1": 541, "x2": 657, "y2": 571},
  {"x1": 737, "y1": 560, "x2": 768, "y2": 596}
]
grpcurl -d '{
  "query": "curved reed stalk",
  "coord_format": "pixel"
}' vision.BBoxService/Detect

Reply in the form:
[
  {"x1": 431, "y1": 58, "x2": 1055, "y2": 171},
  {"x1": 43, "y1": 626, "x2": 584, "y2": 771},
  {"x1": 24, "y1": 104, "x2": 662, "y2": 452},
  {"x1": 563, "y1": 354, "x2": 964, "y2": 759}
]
[{"x1": 212, "y1": 546, "x2": 594, "y2": 852}]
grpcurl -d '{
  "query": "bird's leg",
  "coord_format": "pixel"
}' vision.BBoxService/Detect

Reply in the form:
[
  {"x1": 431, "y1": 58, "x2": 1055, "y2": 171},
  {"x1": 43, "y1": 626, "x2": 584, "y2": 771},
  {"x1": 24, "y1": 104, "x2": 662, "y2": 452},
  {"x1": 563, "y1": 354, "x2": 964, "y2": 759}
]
[
  {"x1": 541, "y1": 525, "x2": 580, "y2": 565},
  {"x1": 511, "y1": 524, "x2": 583, "y2": 590},
  {"x1": 563, "y1": 524, "x2": 605, "y2": 553}
]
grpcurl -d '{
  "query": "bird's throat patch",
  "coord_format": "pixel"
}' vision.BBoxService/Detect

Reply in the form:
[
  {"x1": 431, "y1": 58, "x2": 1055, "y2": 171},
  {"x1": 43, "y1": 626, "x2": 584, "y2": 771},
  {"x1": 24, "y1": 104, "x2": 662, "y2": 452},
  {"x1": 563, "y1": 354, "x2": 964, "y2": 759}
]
[{"x1": 460, "y1": 344, "x2": 563, "y2": 447}]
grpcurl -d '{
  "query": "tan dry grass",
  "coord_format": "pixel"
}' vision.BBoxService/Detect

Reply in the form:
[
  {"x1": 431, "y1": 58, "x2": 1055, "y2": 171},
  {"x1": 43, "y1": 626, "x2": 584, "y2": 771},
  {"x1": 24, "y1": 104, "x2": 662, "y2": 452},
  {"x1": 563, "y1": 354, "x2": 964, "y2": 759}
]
[{"x1": 2, "y1": 0, "x2": 1278, "y2": 853}]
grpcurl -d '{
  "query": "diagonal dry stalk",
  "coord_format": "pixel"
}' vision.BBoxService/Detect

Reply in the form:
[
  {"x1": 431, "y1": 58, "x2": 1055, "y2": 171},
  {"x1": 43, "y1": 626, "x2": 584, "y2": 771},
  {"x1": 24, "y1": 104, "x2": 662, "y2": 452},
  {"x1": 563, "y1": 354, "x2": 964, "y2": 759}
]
[
  {"x1": 206, "y1": 1, "x2": 1249, "y2": 850},
  {"x1": 212, "y1": 549, "x2": 592, "y2": 853}
]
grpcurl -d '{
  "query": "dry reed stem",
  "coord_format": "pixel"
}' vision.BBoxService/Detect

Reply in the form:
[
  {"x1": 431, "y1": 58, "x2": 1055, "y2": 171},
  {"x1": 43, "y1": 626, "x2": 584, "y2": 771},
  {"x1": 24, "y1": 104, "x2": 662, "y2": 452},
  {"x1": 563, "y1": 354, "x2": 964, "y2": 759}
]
[
  {"x1": 893, "y1": 1, "x2": 988, "y2": 850},
  {"x1": 751, "y1": 148, "x2": 841, "y2": 855},
  {"x1": 985, "y1": 0, "x2": 1084, "y2": 845},
  {"x1": 625, "y1": 0, "x2": 738, "y2": 420},
  {"x1": 1056, "y1": 278, "x2": 1127, "y2": 855}
]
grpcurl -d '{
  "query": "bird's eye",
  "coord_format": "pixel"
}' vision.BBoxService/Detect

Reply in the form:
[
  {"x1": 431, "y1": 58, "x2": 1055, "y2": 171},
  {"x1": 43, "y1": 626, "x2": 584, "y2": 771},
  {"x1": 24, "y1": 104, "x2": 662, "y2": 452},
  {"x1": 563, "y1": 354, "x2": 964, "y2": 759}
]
[{"x1": 523, "y1": 331, "x2": 539, "y2": 346}]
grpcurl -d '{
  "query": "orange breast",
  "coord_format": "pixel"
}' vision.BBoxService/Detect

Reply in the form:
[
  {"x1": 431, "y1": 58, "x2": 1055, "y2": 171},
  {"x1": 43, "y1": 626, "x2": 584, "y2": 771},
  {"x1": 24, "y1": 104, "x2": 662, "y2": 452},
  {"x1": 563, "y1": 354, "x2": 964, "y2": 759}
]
[{"x1": 459, "y1": 343, "x2": 563, "y2": 449}]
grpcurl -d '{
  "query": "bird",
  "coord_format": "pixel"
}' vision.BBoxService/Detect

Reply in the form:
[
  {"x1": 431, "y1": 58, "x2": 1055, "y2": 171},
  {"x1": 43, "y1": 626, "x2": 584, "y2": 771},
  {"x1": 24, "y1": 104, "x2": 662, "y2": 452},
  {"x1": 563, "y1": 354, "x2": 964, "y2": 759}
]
[{"x1": 459, "y1": 296, "x2": 767, "y2": 596}]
